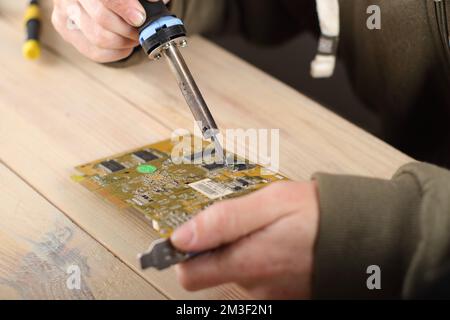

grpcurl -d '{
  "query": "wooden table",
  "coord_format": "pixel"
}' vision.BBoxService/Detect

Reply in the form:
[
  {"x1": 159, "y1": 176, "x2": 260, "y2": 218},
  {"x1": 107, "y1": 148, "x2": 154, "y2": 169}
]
[{"x1": 0, "y1": 1, "x2": 412, "y2": 300}]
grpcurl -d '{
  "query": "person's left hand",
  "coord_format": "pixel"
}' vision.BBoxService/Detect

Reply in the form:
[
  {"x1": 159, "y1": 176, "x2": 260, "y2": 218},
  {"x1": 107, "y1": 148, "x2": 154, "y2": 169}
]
[{"x1": 171, "y1": 181, "x2": 320, "y2": 299}]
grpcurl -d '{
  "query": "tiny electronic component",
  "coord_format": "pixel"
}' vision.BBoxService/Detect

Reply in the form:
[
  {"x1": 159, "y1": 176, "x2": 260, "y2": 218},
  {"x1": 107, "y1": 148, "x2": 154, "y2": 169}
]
[
  {"x1": 237, "y1": 178, "x2": 250, "y2": 187},
  {"x1": 74, "y1": 136, "x2": 288, "y2": 270},
  {"x1": 137, "y1": 164, "x2": 158, "y2": 174},
  {"x1": 99, "y1": 160, "x2": 126, "y2": 173},
  {"x1": 133, "y1": 150, "x2": 159, "y2": 163},
  {"x1": 233, "y1": 163, "x2": 255, "y2": 172}
]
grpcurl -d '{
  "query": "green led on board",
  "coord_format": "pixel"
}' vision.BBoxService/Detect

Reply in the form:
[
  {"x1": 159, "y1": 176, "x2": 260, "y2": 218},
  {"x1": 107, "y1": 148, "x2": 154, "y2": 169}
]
[{"x1": 137, "y1": 164, "x2": 158, "y2": 174}]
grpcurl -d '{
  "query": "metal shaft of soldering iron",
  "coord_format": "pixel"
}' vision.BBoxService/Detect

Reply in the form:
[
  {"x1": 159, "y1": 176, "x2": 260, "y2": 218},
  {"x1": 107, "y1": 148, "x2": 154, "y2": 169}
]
[{"x1": 162, "y1": 43, "x2": 228, "y2": 165}]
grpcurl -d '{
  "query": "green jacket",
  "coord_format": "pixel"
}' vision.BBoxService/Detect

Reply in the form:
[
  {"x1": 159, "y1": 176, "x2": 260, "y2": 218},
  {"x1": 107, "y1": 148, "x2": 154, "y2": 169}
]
[{"x1": 165, "y1": 0, "x2": 450, "y2": 299}]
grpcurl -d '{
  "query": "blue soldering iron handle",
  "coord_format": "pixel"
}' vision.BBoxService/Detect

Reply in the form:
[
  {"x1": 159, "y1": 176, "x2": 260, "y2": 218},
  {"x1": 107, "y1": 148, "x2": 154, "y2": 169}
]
[{"x1": 138, "y1": 0, "x2": 172, "y2": 32}]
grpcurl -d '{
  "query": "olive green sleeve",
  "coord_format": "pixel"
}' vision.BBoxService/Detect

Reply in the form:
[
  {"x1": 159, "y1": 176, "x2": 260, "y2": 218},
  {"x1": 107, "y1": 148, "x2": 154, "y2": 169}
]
[
  {"x1": 172, "y1": 0, "x2": 317, "y2": 44},
  {"x1": 312, "y1": 162, "x2": 450, "y2": 299}
]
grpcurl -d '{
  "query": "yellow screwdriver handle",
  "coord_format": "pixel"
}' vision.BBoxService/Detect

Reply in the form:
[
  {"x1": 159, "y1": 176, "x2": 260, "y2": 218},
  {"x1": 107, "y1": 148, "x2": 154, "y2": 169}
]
[{"x1": 23, "y1": 1, "x2": 41, "y2": 60}]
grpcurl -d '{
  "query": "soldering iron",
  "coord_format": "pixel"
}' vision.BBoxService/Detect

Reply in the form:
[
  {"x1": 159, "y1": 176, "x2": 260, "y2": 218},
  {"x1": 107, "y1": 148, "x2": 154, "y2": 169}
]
[{"x1": 137, "y1": 0, "x2": 227, "y2": 166}]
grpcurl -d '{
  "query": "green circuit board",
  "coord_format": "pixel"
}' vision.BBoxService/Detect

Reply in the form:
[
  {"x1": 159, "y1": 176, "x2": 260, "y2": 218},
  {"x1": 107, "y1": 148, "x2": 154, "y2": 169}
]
[{"x1": 73, "y1": 136, "x2": 287, "y2": 237}]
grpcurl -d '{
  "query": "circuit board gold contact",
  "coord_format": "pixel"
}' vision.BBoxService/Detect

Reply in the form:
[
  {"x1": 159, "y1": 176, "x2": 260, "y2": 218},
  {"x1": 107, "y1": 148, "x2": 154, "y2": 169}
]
[{"x1": 73, "y1": 136, "x2": 287, "y2": 238}]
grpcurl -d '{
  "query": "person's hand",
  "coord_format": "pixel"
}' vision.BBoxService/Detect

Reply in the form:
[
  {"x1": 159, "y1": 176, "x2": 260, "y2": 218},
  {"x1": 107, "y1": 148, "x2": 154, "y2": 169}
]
[
  {"x1": 52, "y1": 0, "x2": 170, "y2": 62},
  {"x1": 171, "y1": 181, "x2": 320, "y2": 299}
]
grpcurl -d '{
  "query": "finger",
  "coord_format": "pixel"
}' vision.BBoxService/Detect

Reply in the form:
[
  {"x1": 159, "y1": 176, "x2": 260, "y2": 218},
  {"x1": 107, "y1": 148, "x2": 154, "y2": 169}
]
[
  {"x1": 175, "y1": 244, "x2": 248, "y2": 291},
  {"x1": 175, "y1": 230, "x2": 274, "y2": 291},
  {"x1": 74, "y1": 32, "x2": 134, "y2": 62},
  {"x1": 79, "y1": 0, "x2": 139, "y2": 40},
  {"x1": 171, "y1": 181, "x2": 303, "y2": 252},
  {"x1": 52, "y1": 7, "x2": 134, "y2": 62},
  {"x1": 101, "y1": 0, "x2": 146, "y2": 27},
  {"x1": 175, "y1": 211, "x2": 311, "y2": 294},
  {"x1": 77, "y1": 4, "x2": 137, "y2": 49}
]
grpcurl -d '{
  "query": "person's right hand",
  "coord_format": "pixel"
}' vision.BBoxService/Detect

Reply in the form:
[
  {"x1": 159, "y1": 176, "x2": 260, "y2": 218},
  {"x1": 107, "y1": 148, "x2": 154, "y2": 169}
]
[{"x1": 52, "y1": 0, "x2": 170, "y2": 63}]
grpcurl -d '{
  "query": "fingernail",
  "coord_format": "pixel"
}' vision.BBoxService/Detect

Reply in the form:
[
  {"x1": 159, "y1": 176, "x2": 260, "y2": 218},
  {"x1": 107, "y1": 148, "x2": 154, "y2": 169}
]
[
  {"x1": 171, "y1": 222, "x2": 194, "y2": 248},
  {"x1": 127, "y1": 9, "x2": 146, "y2": 27}
]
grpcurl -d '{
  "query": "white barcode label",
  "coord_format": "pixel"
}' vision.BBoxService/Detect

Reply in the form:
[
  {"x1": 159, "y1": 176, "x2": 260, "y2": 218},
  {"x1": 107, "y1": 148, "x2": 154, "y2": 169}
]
[{"x1": 189, "y1": 179, "x2": 233, "y2": 200}]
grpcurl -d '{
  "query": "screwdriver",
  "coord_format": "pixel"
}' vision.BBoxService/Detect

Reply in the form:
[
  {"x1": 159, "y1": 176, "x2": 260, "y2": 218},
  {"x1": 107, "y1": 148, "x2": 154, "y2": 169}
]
[
  {"x1": 136, "y1": 0, "x2": 227, "y2": 270},
  {"x1": 23, "y1": 0, "x2": 41, "y2": 60},
  {"x1": 137, "y1": 0, "x2": 227, "y2": 166}
]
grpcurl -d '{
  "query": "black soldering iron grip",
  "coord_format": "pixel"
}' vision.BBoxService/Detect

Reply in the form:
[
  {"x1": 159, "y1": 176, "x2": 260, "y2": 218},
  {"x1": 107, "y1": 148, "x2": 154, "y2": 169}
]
[{"x1": 138, "y1": 0, "x2": 171, "y2": 33}]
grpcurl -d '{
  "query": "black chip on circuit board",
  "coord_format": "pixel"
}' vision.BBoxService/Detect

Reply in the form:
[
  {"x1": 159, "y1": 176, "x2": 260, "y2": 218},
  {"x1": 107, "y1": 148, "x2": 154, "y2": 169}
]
[
  {"x1": 99, "y1": 160, "x2": 126, "y2": 173},
  {"x1": 202, "y1": 163, "x2": 226, "y2": 171},
  {"x1": 233, "y1": 163, "x2": 255, "y2": 172},
  {"x1": 133, "y1": 150, "x2": 159, "y2": 162},
  {"x1": 237, "y1": 178, "x2": 250, "y2": 187}
]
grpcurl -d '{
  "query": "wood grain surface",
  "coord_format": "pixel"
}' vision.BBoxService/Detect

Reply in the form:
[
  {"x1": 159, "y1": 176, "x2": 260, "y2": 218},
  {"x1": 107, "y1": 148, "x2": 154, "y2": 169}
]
[{"x1": 0, "y1": 163, "x2": 165, "y2": 299}]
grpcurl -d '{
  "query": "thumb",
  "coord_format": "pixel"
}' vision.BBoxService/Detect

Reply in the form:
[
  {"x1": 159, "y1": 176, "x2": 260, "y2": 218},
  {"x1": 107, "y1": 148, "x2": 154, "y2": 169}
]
[{"x1": 101, "y1": 0, "x2": 162, "y2": 28}]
